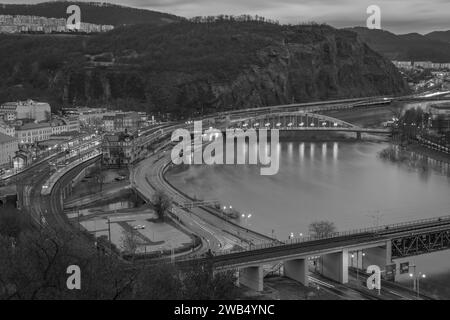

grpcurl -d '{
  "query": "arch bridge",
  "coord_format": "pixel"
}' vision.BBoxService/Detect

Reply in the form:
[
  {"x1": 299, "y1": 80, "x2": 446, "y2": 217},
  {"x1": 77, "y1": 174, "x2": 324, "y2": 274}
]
[{"x1": 227, "y1": 112, "x2": 391, "y2": 138}]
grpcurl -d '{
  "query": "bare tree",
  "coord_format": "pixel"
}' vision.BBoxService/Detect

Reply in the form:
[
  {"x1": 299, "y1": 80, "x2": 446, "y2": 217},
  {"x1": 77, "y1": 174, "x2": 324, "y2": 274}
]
[
  {"x1": 121, "y1": 229, "x2": 141, "y2": 256},
  {"x1": 308, "y1": 221, "x2": 336, "y2": 239},
  {"x1": 152, "y1": 191, "x2": 172, "y2": 221}
]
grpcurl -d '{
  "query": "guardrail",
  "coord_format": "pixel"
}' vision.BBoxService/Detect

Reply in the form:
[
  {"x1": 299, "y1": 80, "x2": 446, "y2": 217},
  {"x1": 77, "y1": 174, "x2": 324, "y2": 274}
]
[
  {"x1": 214, "y1": 214, "x2": 450, "y2": 257},
  {"x1": 41, "y1": 150, "x2": 101, "y2": 196}
]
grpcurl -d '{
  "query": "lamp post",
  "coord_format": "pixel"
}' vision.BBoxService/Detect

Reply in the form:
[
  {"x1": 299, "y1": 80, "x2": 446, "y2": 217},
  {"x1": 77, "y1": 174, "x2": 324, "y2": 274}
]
[
  {"x1": 409, "y1": 267, "x2": 426, "y2": 298},
  {"x1": 353, "y1": 251, "x2": 366, "y2": 280}
]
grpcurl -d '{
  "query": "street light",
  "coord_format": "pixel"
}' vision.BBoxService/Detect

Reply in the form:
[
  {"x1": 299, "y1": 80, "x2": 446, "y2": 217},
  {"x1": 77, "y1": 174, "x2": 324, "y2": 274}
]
[{"x1": 409, "y1": 269, "x2": 427, "y2": 297}]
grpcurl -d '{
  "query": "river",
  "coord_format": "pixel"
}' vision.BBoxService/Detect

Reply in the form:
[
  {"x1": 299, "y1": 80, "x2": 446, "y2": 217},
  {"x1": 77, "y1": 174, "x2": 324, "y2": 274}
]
[{"x1": 166, "y1": 116, "x2": 450, "y2": 298}]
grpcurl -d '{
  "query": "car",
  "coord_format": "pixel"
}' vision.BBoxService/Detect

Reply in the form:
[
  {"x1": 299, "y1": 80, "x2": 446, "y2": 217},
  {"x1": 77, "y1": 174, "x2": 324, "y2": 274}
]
[
  {"x1": 115, "y1": 176, "x2": 126, "y2": 182},
  {"x1": 133, "y1": 225, "x2": 146, "y2": 230}
]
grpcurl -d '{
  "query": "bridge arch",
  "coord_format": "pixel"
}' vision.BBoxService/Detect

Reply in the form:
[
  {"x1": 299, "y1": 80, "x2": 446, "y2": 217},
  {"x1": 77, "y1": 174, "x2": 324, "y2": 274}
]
[{"x1": 228, "y1": 111, "x2": 361, "y2": 131}]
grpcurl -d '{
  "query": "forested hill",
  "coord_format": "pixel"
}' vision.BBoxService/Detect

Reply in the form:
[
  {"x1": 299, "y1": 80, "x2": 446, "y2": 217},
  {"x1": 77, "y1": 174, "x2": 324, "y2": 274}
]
[
  {"x1": 0, "y1": 20, "x2": 409, "y2": 118},
  {"x1": 0, "y1": 1, "x2": 181, "y2": 26},
  {"x1": 348, "y1": 27, "x2": 450, "y2": 62}
]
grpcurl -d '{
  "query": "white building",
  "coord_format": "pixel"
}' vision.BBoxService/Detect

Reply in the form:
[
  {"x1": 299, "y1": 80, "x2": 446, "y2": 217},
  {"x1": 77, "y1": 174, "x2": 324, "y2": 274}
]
[
  {"x1": 0, "y1": 100, "x2": 51, "y2": 122},
  {"x1": 0, "y1": 132, "x2": 18, "y2": 169},
  {"x1": 392, "y1": 61, "x2": 412, "y2": 69},
  {"x1": 414, "y1": 61, "x2": 433, "y2": 69},
  {"x1": 15, "y1": 122, "x2": 52, "y2": 144},
  {"x1": 0, "y1": 120, "x2": 15, "y2": 137}
]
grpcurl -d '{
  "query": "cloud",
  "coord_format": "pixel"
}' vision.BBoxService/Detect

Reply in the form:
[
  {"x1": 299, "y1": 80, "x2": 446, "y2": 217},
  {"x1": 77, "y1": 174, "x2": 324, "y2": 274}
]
[{"x1": 2, "y1": 0, "x2": 449, "y2": 34}]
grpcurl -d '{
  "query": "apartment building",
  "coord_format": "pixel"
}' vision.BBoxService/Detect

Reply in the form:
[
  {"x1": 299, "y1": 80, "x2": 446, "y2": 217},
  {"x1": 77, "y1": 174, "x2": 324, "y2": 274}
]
[
  {"x1": 0, "y1": 132, "x2": 18, "y2": 169},
  {"x1": 15, "y1": 122, "x2": 52, "y2": 144},
  {"x1": 0, "y1": 100, "x2": 51, "y2": 122}
]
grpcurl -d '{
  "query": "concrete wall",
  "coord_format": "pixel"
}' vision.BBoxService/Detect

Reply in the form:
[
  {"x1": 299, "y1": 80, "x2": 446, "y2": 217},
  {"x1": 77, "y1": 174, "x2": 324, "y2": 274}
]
[
  {"x1": 284, "y1": 258, "x2": 309, "y2": 286},
  {"x1": 239, "y1": 266, "x2": 263, "y2": 292},
  {"x1": 322, "y1": 250, "x2": 349, "y2": 284}
]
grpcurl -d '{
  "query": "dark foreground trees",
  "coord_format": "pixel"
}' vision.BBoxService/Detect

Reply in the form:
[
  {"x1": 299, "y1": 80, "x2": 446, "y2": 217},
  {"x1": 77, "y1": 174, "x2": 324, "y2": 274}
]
[{"x1": 0, "y1": 206, "x2": 240, "y2": 300}]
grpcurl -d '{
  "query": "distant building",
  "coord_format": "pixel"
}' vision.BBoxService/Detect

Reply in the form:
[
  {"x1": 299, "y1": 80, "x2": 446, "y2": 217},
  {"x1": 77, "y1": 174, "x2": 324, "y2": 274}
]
[
  {"x1": 102, "y1": 132, "x2": 139, "y2": 167},
  {"x1": 0, "y1": 100, "x2": 51, "y2": 122},
  {"x1": 15, "y1": 122, "x2": 52, "y2": 144},
  {"x1": 0, "y1": 14, "x2": 114, "y2": 34},
  {"x1": 392, "y1": 61, "x2": 412, "y2": 69},
  {"x1": 63, "y1": 107, "x2": 117, "y2": 126},
  {"x1": 102, "y1": 112, "x2": 141, "y2": 133},
  {"x1": 427, "y1": 103, "x2": 450, "y2": 134},
  {"x1": 412, "y1": 61, "x2": 450, "y2": 70},
  {"x1": 50, "y1": 117, "x2": 80, "y2": 135},
  {"x1": 414, "y1": 61, "x2": 433, "y2": 69},
  {"x1": 0, "y1": 132, "x2": 18, "y2": 169},
  {"x1": 0, "y1": 120, "x2": 15, "y2": 137}
]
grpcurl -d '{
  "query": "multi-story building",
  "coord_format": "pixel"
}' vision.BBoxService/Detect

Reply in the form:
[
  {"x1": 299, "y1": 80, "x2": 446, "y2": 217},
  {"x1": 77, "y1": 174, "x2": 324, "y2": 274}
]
[
  {"x1": 427, "y1": 104, "x2": 450, "y2": 134},
  {"x1": 0, "y1": 100, "x2": 51, "y2": 122},
  {"x1": 50, "y1": 117, "x2": 81, "y2": 135},
  {"x1": 392, "y1": 61, "x2": 412, "y2": 69},
  {"x1": 102, "y1": 112, "x2": 141, "y2": 133},
  {"x1": 102, "y1": 116, "x2": 116, "y2": 132},
  {"x1": 414, "y1": 61, "x2": 433, "y2": 69},
  {"x1": 0, "y1": 120, "x2": 15, "y2": 137},
  {"x1": 63, "y1": 107, "x2": 117, "y2": 127},
  {"x1": 15, "y1": 122, "x2": 52, "y2": 144},
  {"x1": 0, "y1": 132, "x2": 18, "y2": 169},
  {"x1": 102, "y1": 132, "x2": 139, "y2": 167}
]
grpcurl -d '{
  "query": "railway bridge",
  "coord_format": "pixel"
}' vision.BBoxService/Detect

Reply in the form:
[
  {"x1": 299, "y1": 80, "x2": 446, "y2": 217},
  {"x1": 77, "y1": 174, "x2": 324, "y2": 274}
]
[{"x1": 208, "y1": 215, "x2": 450, "y2": 291}]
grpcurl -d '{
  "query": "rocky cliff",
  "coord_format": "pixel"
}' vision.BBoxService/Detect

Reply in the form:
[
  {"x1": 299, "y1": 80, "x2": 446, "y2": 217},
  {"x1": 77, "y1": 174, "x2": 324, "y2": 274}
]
[{"x1": 0, "y1": 22, "x2": 409, "y2": 117}]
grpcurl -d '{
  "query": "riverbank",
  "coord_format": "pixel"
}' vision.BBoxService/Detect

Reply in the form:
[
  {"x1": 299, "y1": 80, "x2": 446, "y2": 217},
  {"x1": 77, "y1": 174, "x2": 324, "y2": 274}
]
[
  {"x1": 407, "y1": 143, "x2": 450, "y2": 165},
  {"x1": 378, "y1": 144, "x2": 450, "y2": 177}
]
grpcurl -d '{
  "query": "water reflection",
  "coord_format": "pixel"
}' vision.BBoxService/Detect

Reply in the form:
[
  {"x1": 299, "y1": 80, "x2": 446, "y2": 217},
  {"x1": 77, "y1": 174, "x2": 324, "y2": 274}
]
[{"x1": 167, "y1": 140, "x2": 450, "y2": 297}]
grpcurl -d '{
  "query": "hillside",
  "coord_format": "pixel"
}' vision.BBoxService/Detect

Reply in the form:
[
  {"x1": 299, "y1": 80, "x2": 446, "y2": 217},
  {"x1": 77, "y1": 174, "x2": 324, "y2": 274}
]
[
  {"x1": 0, "y1": 21, "x2": 409, "y2": 118},
  {"x1": 348, "y1": 27, "x2": 450, "y2": 62},
  {"x1": 425, "y1": 30, "x2": 450, "y2": 44},
  {"x1": 0, "y1": 1, "x2": 182, "y2": 26}
]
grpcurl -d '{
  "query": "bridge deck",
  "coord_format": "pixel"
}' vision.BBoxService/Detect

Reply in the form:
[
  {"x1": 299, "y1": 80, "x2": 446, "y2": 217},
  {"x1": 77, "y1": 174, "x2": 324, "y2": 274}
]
[{"x1": 210, "y1": 215, "x2": 450, "y2": 269}]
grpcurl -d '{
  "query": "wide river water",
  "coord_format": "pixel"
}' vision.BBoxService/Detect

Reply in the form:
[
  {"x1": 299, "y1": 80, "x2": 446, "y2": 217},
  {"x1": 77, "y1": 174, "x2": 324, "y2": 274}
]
[{"x1": 167, "y1": 137, "x2": 450, "y2": 298}]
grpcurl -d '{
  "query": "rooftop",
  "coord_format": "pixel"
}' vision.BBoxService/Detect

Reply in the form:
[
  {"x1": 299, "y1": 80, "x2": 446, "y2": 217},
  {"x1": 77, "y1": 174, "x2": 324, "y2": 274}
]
[{"x1": 16, "y1": 122, "x2": 51, "y2": 130}]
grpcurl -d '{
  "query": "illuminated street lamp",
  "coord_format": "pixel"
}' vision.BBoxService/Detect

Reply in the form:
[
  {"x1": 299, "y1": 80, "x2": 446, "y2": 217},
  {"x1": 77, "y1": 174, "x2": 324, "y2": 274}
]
[
  {"x1": 242, "y1": 213, "x2": 252, "y2": 226},
  {"x1": 409, "y1": 268, "x2": 427, "y2": 297},
  {"x1": 299, "y1": 122, "x2": 305, "y2": 127}
]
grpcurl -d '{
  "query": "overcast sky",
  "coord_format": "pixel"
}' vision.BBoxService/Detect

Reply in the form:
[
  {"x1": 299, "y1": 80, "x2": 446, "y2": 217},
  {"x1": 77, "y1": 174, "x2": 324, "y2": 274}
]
[{"x1": 2, "y1": 0, "x2": 449, "y2": 34}]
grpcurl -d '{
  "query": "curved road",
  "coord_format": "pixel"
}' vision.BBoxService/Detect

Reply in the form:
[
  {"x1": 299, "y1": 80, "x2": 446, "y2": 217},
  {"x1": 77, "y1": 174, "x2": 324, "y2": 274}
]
[{"x1": 132, "y1": 145, "x2": 276, "y2": 257}]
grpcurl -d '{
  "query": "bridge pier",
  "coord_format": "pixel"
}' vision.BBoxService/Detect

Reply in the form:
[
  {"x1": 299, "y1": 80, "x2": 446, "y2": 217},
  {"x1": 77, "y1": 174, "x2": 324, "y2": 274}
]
[
  {"x1": 284, "y1": 258, "x2": 309, "y2": 286},
  {"x1": 356, "y1": 132, "x2": 362, "y2": 140},
  {"x1": 239, "y1": 266, "x2": 263, "y2": 292},
  {"x1": 321, "y1": 250, "x2": 349, "y2": 284}
]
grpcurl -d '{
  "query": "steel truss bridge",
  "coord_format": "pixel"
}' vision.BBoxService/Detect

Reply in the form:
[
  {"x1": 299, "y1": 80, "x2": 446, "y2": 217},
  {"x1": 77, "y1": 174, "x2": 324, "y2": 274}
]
[{"x1": 209, "y1": 214, "x2": 450, "y2": 268}]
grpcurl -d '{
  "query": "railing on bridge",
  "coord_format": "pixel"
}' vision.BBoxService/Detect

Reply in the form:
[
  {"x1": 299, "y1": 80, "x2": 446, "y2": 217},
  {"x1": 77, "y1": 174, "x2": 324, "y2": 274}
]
[
  {"x1": 214, "y1": 214, "x2": 450, "y2": 257},
  {"x1": 181, "y1": 200, "x2": 220, "y2": 210}
]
